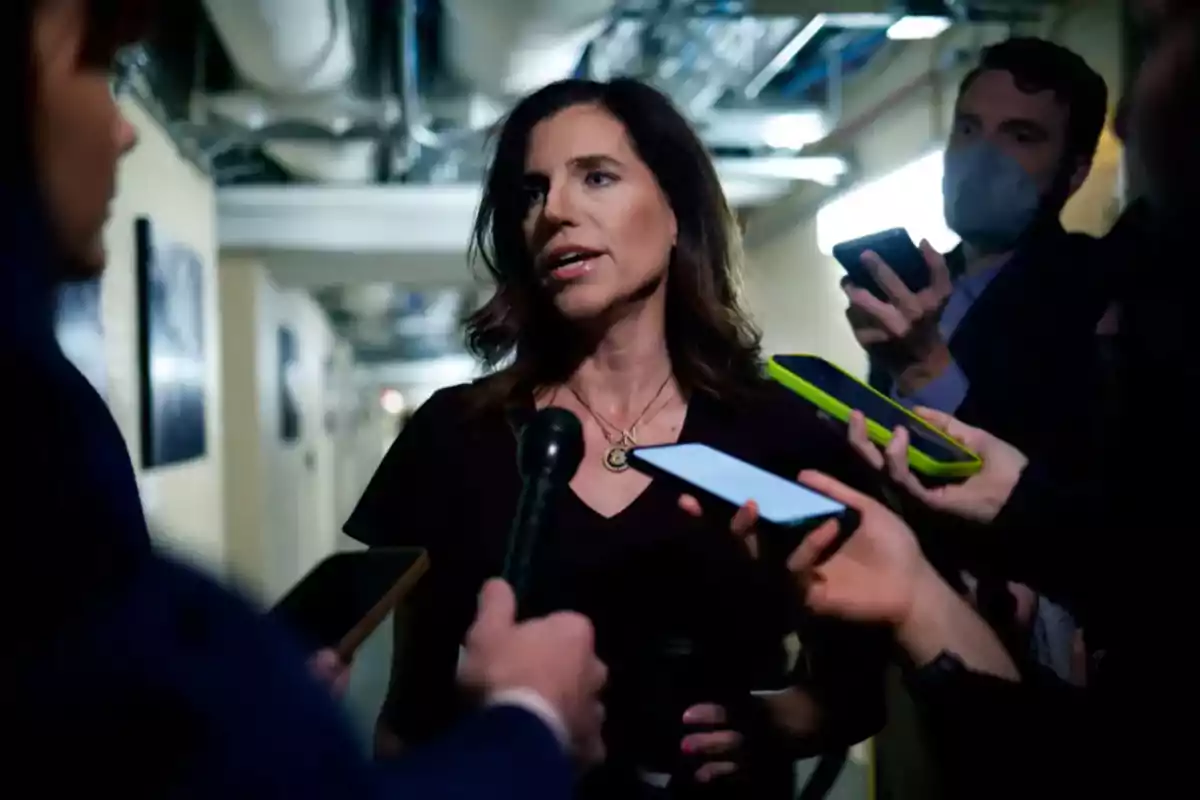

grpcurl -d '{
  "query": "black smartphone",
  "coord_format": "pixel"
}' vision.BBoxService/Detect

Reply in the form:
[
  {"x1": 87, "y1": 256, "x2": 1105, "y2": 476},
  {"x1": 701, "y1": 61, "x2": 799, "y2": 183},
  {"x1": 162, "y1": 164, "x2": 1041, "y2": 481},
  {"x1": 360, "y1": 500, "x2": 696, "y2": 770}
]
[
  {"x1": 832, "y1": 227, "x2": 930, "y2": 301},
  {"x1": 628, "y1": 443, "x2": 857, "y2": 562},
  {"x1": 271, "y1": 548, "x2": 429, "y2": 657}
]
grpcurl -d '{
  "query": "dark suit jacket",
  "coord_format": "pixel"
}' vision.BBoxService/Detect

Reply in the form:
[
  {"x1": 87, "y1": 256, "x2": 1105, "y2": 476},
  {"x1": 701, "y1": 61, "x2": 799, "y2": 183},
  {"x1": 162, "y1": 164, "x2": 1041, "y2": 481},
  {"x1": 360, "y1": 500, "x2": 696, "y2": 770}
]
[
  {"x1": 902, "y1": 201, "x2": 1187, "y2": 800},
  {"x1": 2, "y1": 186, "x2": 572, "y2": 799},
  {"x1": 866, "y1": 224, "x2": 1116, "y2": 671},
  {"x1": 868, "y1": 223, "x2": 1114, "y2": 473}
]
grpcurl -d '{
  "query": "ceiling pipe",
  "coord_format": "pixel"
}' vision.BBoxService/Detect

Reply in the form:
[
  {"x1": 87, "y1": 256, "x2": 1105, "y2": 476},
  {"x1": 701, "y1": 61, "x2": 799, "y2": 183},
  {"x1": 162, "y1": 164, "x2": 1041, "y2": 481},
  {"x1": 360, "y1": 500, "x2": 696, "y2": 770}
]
[
  {"x1": 202, "y1": 0, "x2": 356, "y2": 96},
  {"x1": 395, "y1": 0, "x2": 618, "y2": 168},
  {"x1": 742, "y1": 12, "x2": 893, "y2": 99},
  {"x1": 440, "y1": 0, "x2": 616, "y2": 100}
]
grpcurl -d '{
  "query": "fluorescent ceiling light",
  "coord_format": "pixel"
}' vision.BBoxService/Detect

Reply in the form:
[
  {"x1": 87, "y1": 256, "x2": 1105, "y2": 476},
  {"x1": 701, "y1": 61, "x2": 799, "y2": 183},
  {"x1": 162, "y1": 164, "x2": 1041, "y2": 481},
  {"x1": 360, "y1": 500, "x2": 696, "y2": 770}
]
[
  {"x1": 716, "y1": 156, "x2": 848, "y2": 189},
  {"x1": 761, "y1": 112, "x2": 828, "y2": 150},
  {"x1": 380, "y1": 388, "x2": 406, "y2": 415},
  {"x1": 815, "y1": 149, "x2": 959, "y2": 255},
  {"x1": 703, "y1": 108, "x2": 828, "y2": 152},
  {"x1": 887, "y1": 15, "x2": 953, "y2": 40}
]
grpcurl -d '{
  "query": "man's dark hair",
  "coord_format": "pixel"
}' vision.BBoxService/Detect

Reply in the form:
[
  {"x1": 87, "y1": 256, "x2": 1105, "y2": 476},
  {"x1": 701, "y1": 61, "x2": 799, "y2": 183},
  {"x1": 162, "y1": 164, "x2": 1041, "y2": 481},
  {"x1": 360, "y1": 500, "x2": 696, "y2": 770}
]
[{"x1": 960, "y1": 37, "x2": 1108, "y2": 165}]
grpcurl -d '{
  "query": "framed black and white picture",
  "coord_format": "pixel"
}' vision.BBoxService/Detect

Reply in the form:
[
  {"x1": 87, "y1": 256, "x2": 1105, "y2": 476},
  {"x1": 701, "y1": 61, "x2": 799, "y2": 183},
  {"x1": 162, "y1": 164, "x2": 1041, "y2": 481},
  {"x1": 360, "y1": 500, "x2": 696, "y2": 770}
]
[
  {"x1": 279, "y1": 326, "x2": 301, "y2": 442},
  {"x1": 55, "y1": 278, "x2": 107, "y2": 397},
  {"x1": 135, "y1": 216, "x2": 208, "y2": 468}
]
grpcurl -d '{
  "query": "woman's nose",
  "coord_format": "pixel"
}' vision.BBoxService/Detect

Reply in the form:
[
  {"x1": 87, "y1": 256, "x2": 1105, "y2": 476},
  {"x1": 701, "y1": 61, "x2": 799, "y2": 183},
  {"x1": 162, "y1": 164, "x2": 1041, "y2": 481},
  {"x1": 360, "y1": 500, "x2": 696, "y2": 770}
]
[{"x1": 542, "y1": 182, "x2": 577, "y2": 225}]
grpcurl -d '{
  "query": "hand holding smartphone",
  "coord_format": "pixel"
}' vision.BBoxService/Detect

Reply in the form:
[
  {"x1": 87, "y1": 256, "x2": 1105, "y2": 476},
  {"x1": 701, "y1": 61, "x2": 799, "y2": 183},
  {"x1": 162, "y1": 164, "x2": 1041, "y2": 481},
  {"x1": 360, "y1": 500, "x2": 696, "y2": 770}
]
[
  {"x1": 271, "y1": 548, "x2": 429, "y2": 662},
  {"x1": 832, "y1": 228, "x2": 933, "y2": 301},
  {"x1": 767, "y1": 354, "x2": 981, "y2": 481},
  {"x1": 629, "y1": 443, "x2": 858, "y2": 563}
]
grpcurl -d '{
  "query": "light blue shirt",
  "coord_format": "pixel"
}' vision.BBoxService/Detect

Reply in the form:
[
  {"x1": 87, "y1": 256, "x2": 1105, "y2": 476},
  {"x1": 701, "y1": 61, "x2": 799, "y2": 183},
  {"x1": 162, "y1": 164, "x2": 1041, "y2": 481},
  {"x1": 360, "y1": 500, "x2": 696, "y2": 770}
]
[{"x1": 891, "y1": 264, "x2": 1003, "y2": 413}]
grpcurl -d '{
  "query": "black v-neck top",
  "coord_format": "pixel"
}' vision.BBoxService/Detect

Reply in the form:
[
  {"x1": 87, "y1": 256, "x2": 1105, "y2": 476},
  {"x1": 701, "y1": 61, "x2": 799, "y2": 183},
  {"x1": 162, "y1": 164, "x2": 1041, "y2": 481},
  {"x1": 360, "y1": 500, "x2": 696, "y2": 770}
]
[{"x1": 345, "y1": 378, "x2": 889, "y2": 797}]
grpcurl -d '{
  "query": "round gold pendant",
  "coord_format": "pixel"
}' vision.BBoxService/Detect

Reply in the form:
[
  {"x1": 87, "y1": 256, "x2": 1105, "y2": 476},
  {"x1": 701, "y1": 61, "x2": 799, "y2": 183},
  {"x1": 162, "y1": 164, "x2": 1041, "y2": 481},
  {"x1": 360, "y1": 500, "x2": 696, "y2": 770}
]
[{"x1": 603, "y1": 445, "x2": 630, "y2": 472}]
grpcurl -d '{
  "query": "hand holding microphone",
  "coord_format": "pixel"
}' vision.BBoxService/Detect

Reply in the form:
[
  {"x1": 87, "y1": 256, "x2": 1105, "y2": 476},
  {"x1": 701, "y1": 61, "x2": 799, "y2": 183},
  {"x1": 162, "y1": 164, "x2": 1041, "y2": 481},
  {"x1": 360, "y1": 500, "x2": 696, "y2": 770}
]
[
  {"x1": 459, "y1": 579, "x2": 608, "y2": 765},
  {"x1": 458, "y1": 408, "x2": 607, "y2": 764}
]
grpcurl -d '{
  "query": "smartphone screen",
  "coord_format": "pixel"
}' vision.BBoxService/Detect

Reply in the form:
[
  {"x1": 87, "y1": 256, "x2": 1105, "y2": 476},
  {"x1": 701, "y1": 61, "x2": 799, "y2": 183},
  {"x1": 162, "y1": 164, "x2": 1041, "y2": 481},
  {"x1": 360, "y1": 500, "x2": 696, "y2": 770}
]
[
  {"x1": 772, "y1": 355, "x2": 976, "y2": 464},
  {"x1": 630, "y1": 443, "x2": 846, "y2": 527},
  {"x1": 832, "y1": 228, "x2": 930, "y2": 300},
  {"x1": 271, "y1": 548, "x2": 427, "y2": 651}
]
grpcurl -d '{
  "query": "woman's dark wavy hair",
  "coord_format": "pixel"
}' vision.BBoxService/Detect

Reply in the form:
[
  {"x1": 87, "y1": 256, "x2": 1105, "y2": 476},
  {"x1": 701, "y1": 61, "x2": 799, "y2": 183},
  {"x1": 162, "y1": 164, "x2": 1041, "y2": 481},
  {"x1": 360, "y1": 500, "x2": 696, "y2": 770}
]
[{"x1": 464, "y1": 78, "x2": 763, "y2": 409}]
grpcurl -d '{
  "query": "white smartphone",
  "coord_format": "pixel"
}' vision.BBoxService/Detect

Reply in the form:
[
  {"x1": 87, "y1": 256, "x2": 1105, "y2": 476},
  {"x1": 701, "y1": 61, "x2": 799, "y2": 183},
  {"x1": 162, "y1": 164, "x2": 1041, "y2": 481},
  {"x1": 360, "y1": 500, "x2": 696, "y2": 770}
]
[{"x1": 628, "y1": 442, "x2": 849, "y2": 528}]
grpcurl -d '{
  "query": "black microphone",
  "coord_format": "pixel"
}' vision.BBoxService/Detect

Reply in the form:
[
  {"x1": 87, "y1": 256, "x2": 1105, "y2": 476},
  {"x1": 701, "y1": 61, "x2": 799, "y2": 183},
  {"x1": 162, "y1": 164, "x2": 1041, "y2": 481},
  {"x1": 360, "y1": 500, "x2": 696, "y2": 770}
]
[{"x1": 503, "y1": 407, "x2": 584, "y2": 613}]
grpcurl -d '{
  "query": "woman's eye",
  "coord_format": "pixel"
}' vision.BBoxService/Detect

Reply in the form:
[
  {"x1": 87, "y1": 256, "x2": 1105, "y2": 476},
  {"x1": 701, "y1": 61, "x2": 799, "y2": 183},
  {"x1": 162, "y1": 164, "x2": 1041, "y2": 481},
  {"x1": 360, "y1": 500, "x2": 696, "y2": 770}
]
[
  {"x1": 584, "y1": 170, "x2": 616, "y2": 187},
  {"x1": 521, "y1": 182, "x2": 546, "y2": 206}
]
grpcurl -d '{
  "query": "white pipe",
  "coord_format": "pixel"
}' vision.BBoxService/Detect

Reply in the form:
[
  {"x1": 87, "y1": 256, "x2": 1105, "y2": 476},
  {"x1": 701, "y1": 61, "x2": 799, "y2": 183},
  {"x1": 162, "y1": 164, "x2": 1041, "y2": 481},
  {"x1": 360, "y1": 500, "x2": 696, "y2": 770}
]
[
  {"x1": 203, "y1": 0, "x2": 355, "y2": 95},
  {"x1": 441, "y1": 0, "x2": 618, "y2": 99},
  {"x1": 264, "y1": 140, "x2": 380, "y2": 184}
]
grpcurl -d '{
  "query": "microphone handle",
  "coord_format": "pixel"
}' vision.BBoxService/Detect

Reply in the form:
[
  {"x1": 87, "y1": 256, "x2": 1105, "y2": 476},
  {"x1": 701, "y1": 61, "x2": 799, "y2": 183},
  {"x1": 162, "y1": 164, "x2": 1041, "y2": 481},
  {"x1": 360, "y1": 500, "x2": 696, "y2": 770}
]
[{"x1": 502, "y1": 471, "x2": 559, "y2": 614}]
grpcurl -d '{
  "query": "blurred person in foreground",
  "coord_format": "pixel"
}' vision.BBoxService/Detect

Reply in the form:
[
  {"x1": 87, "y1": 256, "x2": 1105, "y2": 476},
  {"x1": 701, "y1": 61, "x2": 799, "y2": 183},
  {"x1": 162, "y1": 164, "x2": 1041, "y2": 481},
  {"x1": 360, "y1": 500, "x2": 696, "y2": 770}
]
[
  {"x1": 809, "y1": 2, "x2": 1200, "y2": 793},
  {"x1": 3, "y1": 2, "x2": 605, "y2": 796}
]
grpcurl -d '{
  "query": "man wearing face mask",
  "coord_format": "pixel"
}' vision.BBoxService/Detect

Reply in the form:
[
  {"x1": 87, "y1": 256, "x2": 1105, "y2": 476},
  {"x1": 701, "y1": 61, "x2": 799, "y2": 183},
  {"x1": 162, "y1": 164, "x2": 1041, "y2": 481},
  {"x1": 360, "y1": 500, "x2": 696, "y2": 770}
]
[
  {"x1": 844, "y1": 38, "x2": 1113, "y2": 682},
  {"x1": 849, "y1": 36, "x2": 1111, "y2": 483}
]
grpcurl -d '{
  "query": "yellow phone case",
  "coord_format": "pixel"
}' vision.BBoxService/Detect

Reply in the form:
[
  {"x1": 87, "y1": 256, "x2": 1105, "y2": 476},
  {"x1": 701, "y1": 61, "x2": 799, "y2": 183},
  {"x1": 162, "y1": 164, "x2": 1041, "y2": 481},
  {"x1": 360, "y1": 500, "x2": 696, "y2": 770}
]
[{"x1": 766, "y1": 354, "x2": 981, "y2": 479}]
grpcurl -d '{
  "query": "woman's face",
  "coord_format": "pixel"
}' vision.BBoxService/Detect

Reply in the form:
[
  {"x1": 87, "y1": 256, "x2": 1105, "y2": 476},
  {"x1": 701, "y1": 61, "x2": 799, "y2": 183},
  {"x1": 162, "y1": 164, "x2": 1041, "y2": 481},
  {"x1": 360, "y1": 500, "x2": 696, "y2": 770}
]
[
  {"x1": 521, "y1": 103, "x2": 678, "y2": 322},
  {"x1": 33, "y1": 0, "x2": 139, "y2": 276}
]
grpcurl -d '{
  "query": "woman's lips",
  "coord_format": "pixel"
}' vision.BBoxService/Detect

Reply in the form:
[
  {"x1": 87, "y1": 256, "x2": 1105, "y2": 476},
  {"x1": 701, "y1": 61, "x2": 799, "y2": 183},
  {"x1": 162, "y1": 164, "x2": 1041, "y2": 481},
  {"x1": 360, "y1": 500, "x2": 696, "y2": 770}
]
[{"x1": 548, "y1": 255, "x2": 599, "y2": 281}]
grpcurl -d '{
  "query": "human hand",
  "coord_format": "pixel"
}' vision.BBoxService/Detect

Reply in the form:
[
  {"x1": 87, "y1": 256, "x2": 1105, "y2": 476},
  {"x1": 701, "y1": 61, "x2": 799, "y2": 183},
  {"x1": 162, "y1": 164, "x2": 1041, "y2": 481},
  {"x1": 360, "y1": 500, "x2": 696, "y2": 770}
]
[
  {"x1": 846, "y1": 407, "x2": 1027, "y2": 523},
  {"x1": 677, "y1": 496, "x2": 760, "y2": 558},
  {"x1": 680, "y1": 703, "x2": 742, "y2": 784},
  {"x1": 307, "y1": 648, "x2": 351, "y2": 699},
  {"x1": 458, "y1": 578, "x2": 608, "y2": 765},
  {"x1": 785, "y1": 471, "x2": 938, "y2": 629},
  {"x1": 843, "y1": 241, "x2": 953, "y2": 390},
  {"x1": 793, "y1": 475, "x2": 1018, "y2": 680}
]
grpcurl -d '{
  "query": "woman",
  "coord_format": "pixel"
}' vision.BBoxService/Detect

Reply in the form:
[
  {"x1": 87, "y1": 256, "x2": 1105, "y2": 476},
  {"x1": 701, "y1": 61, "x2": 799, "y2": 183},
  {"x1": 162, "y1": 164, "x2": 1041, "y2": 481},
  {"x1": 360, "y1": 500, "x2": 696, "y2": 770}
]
[{"x1": 346, "y1": 78, "x2": 889, "y2": 798}]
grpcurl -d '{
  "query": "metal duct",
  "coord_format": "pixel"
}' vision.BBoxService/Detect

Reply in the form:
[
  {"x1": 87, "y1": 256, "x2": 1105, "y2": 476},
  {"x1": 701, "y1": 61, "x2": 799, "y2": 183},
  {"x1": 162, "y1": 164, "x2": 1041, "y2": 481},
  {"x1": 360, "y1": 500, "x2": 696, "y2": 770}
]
[
  {"x1": 440, "y1": 0, "x2": 618, "y2": 100},
  {"x1": 264, "y1": 140, "x2": 381, "y2": 183},
  {"x1": 202, "y1": 0, "x2": 356, "y2": 95}
]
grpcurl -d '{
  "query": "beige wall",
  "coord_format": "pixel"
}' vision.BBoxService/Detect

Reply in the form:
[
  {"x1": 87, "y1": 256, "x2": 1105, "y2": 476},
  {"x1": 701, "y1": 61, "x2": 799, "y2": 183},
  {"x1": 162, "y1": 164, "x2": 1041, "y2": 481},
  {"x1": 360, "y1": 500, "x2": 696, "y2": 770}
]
[
  {"x1": 743, "y1": 0, "x2": 1126, "y2": 377},
  {"x1": 219, "y1": 256, "x2": 364, "y2": 603},
  {"x1": 99, "y1": 97, "x2": 364, "y2": 599},
  {"x1": 103, "y1": 99, "x2": 226, "y2": 572}
]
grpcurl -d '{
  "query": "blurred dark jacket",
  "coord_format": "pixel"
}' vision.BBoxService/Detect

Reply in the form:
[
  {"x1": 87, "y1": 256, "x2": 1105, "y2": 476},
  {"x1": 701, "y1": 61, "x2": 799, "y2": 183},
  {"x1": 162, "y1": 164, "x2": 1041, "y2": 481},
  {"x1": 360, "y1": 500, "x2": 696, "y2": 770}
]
[
  {"x1": 1, "y1": 111, "x2": 571, "y2": 800},
  {"x1": 908, "y1": 198, "x2": 1191, "y2": 799}
]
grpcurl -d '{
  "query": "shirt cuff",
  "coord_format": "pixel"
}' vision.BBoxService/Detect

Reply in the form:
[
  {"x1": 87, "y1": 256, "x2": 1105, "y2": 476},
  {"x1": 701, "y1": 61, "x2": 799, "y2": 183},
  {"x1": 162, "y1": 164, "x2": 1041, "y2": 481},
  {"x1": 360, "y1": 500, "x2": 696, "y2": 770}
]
[
  {"x1": 485, "y1": 688, "x2": 570, "y2": 752},
  {"x1": 892, "y1": 357, "x2": 970, "y2": 413}
]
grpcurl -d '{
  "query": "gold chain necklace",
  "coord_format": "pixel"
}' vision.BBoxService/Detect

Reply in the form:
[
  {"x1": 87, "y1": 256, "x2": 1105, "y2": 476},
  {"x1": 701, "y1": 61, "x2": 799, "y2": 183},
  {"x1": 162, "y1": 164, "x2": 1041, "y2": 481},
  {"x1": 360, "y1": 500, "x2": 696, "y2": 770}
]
[{"x1": 566, "y1": 375, "x2": 672, "y2": 472}]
